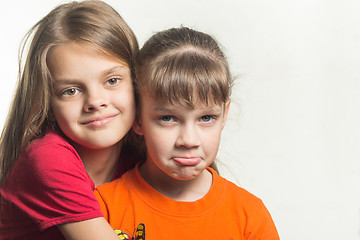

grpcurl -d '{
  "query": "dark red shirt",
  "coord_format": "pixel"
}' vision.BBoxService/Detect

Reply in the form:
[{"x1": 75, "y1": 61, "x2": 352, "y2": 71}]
[{"x1": 0, "y1": 132, "x2": 114, "y2": 240}]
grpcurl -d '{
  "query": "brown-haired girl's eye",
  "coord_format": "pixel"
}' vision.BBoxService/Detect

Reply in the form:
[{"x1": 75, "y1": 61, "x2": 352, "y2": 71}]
[
  {"x1": 62, "y1": 88, "x2": 78, "y2": 96},
  {"x1": 105, "y1": 78, "x2": 120, "y2": 86}
]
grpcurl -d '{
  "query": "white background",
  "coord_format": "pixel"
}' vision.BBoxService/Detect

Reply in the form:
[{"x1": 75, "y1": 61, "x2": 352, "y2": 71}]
[{"x1": 1, "y1": 0, "x2": 360, "y2": 239}]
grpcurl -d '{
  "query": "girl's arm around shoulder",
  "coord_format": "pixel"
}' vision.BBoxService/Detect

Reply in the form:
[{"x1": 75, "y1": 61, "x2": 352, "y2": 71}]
[{"x1": 2, "y1": 132, "x2": 103, "y2": 231}]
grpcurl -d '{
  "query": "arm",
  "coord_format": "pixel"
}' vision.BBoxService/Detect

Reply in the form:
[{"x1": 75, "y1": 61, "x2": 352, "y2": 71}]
[
  {"x1": 16, "y1": 137, "x2": 120, "y2": 237},
  {"x1": 58, "y1": 217, "x2": 120, "y2": 240}
]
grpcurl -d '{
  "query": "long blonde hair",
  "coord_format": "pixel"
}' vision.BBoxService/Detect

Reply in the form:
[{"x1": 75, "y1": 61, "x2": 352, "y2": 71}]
[{"x1": 0, "y1": 0, "x2": 139, "y2": 186}]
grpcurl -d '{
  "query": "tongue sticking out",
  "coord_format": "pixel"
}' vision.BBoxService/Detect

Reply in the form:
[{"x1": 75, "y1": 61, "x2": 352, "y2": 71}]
[{"x1": 173, "y1": 157, "x2": 201, "y2": 166}]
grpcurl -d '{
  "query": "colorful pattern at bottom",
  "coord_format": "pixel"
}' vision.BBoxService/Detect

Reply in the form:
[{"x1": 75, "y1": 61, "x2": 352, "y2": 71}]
[{"x1": 114, "y1": 223, "x2": 145, "y2": 240}]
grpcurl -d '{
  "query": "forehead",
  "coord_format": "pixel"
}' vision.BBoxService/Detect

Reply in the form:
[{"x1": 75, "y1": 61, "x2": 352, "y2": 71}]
[
  {"x1": 48, "y1": 42, "x2": 128, "y2": 65},
  {"x1": 47, "y1": 43, "x2": 129, "y2": 79}
]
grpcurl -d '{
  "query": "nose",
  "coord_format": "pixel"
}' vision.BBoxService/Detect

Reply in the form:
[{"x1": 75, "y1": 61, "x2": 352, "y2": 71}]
[
  {"x1": 175, "y1": 123, "x2": 200, "y2": 148},
  {"x1": 83, "y1": 88, "x2": 108, "y2": 112}
]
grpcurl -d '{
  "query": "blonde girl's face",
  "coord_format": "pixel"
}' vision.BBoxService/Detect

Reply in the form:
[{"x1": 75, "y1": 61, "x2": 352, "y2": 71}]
[
  {"x1": 133, "y1": 94, "x2": 230, "y2": 181},
  {"x1": 48, "y1": 43, "x2": 135, "y2": 150}
]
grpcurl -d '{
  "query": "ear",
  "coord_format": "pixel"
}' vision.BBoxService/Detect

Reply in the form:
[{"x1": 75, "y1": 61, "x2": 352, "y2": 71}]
[
  {"x1": 132, "y1": 118, "x2": 144, "y2": 136},
  {"x1": 221, "y1": 100, "x2": 231, "y2": 130}
]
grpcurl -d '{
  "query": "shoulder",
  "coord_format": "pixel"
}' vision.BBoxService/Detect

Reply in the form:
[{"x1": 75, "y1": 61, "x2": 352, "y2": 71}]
[
  {"x1": 94, "y1": 169, "x2": 137, "y2": 222},
  {"x1": 210, "y1": 168, "x2": 265, "y2": 207},
  {"x1": 94, "y1": 169, "x2": 135, "y2": 213},
  {"x1": 2, "y1": 133, "x2": 100, "y2": 226},
  {"x1": 95, "y1": 167, "x2": 139, "y2": 203},
  {"x1": 22, "y1": 131, "x2": 80, "y2": 169},
  {"x1": 97, "y1": 169, "x2": 134, "y2": 194},
  {"x1": 211, "y1": 170, "x2": 279, "y2": 238},
  {"x1": 6, "y1": 131, "x2": 86, "y2": 188},
  {"x1": 26, "y1": 131, "x2": 78, "y2": 156}
]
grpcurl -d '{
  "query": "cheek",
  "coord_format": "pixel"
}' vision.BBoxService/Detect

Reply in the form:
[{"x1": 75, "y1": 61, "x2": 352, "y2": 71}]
[
  {"x1": 146, "y1": 131, "x2": 166, "y2": 148},
  {"x1": 203, "y1": 130, "x2": 222, "y2": 154},
  {"x1": 143, "y1": 128, "x2": 171, "y2": 155},
  {"x1": 207, "y1": 138, "x2": 220, "y2": 150},
  {"x1": 114, "y1": 90, "x2": 136, "y2": 110},
  {"x1": 52, "y1": 102, "x2": 78, "y2": 126}
]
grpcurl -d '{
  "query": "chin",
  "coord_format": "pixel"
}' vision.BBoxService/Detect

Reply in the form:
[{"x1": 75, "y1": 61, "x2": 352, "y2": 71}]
[
  {"x1": 77, "y1": 139, "x2": 119, "y2": 150},
  {"x1": 171, "y1": 171, "x2": 200, "y2": 181}
]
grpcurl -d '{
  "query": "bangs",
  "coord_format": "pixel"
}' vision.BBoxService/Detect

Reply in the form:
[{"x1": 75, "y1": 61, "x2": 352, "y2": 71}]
[{"x1": 142, "y1": 49, "x2": 230, "y2": 108}]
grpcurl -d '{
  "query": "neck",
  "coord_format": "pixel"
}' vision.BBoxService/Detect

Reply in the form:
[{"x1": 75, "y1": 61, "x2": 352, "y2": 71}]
[
  {"x1": 73, "y1": 142, "x2": 122, "y2": 187},
  {"x1": 139, "y1": 162, "x2": 212, "y2": 202}
]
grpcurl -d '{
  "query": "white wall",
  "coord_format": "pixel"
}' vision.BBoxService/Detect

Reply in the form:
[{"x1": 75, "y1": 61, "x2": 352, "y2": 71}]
[{"x1": 1, "y1": 0, "x2": 360, "y2": 239}]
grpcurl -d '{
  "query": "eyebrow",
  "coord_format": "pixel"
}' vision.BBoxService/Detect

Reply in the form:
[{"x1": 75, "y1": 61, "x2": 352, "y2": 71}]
[
  {"x1": 102, "y1": 65, "x2": 128, "y2": 76},
  {"x1": 152, "y1": 106, "x2": 174, "y2": 113},
  {"x1": 152, "y1": 104, "x2": 223, "y2": 114},
  {"x1": 53, "y1": 65, "x2": 128, "y2": 85},
  {"x1": 53, "y1": 79, "x2": 80, "y2": 86}
]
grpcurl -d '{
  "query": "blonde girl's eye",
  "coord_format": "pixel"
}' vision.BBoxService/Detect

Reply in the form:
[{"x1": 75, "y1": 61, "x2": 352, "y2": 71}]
[
  {"x1": 160, "y1": 115, "x2": 175, "y2": 123},
  {"x1": 200, "y1": 115, "x2": 215, "y2": 123},
  {"x1": 62, "y1": 88, "x2": 79, "y2": 96},
  {"x1": 105, "y1": 78, "x2": 120, "y2": 86}
]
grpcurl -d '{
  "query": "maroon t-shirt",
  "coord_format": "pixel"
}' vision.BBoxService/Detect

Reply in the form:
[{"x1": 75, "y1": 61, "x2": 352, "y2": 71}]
[{"x1": 0, "y1": 131, "x2": 121, "y2": 240}]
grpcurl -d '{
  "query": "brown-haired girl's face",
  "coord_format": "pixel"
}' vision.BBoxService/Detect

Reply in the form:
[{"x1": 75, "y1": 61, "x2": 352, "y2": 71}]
[{"x1": 48, "y1": 43, "x2": 135, "y2": 150}]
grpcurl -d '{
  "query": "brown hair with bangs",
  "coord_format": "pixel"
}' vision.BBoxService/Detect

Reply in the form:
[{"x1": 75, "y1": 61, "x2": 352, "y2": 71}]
[{"x1": 136, "y1": 27, "x2": 233, "y2": 108}]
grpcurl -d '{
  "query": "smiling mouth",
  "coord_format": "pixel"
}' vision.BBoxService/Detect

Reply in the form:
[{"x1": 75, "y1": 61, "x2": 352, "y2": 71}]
[
  {"x1": 173, "y1": 157, "x2": 201, "y2": 166},
  {"x1": 82, "y1": 114, "x2": 117, "y2": 127}
]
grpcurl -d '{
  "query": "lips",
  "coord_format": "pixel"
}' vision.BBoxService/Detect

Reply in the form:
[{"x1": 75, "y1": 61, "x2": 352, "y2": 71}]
[
  {"x1": 81, "y1": 114, "x2": 117, "y2": 127},
  {"x1": 173, "y1": 157, "x2": 201, "y2": 166}
]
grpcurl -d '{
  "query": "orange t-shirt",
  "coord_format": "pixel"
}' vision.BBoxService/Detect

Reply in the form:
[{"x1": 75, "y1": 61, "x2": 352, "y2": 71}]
[{"x1": 94, "y1": 165, "x2": 279, "y2": 240}]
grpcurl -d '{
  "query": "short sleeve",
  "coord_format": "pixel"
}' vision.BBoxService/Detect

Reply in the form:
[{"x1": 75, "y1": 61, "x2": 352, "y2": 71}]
[
  {"x1": 3, "y1": 139, "x2": 103, "y2": 230},
  {"x1": 246, "y1": 199, "x2": 280, "y2": 239}
]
